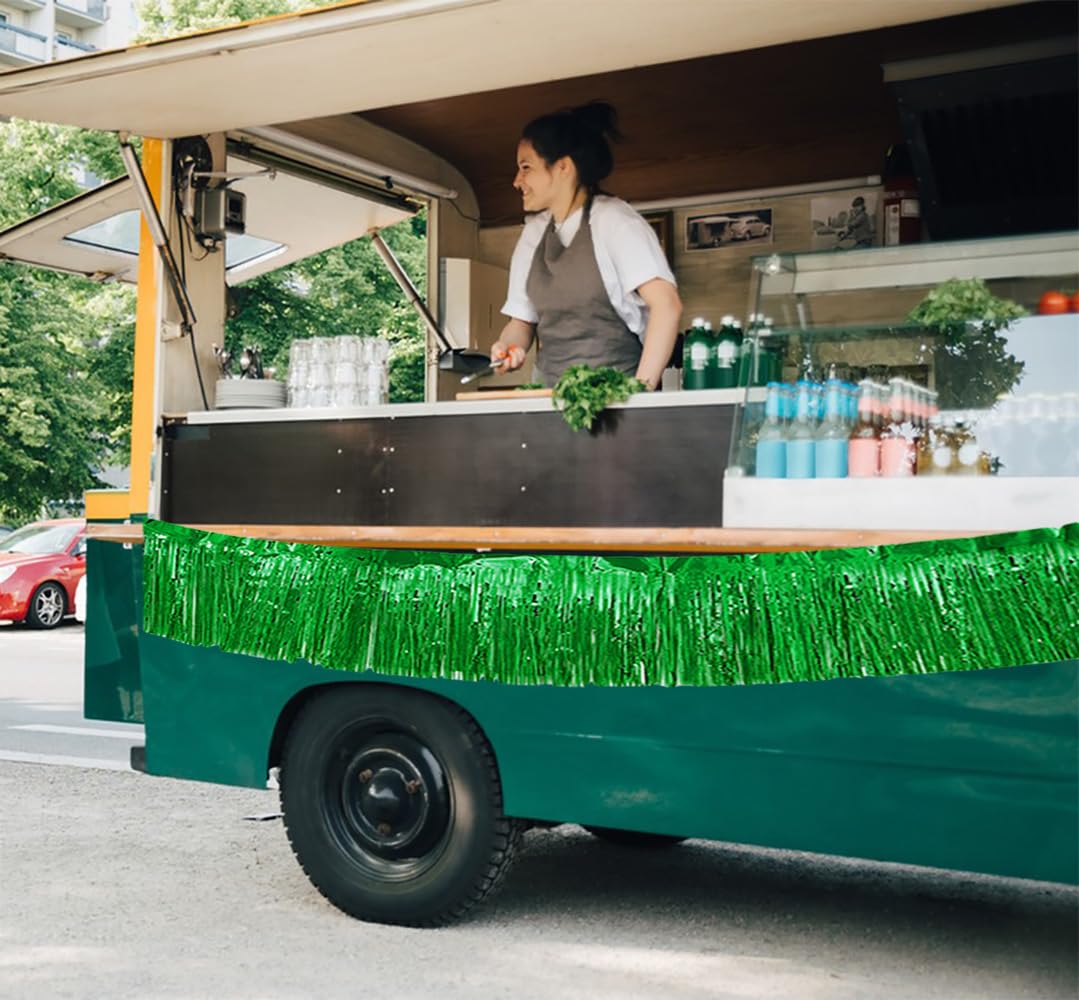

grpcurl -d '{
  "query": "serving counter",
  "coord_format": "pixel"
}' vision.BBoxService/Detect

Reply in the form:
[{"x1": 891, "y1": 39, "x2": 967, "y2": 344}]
[{"x1": 158, "y1": 389, "x2": 742, "y2": 530}]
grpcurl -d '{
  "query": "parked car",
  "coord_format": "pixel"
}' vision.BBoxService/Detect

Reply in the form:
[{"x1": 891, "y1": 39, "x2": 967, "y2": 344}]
[
  {"x1": 729, "y1": 214, "x2": 771, "y2": 240},
  {"x1": 0, "y1": 519, "x2": 86, "y2": 629},
  {"x1": 0, "y1": 525, "x2": 13, "y2": 541}
]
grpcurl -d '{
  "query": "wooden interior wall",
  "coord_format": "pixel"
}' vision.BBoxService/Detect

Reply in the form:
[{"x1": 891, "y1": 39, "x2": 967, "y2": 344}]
[
  {"x1": 477, "y1": 182, "x2": 1076, "y2": 348},
  {"x1": 476, "y1": 182, "x2": 927, "y2": 333},
  {"x1": 361, "y1": 2, "x2": 1075, "y2": 227}
]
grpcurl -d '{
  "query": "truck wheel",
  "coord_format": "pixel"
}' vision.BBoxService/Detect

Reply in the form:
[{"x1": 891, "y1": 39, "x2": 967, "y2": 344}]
[
  {"x1": 584, "y1": 825, "x2": 687, "y2": 848},
  {"x1": 26, "y1": 582, "x2": 66, "y2": 629},
  {"x1": 280, "y1": 685, "x2": 521, "y2": 926}
]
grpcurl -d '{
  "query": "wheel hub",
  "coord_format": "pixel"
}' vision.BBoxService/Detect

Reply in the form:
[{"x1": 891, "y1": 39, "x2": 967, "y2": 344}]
[
  {"x1": 336, "y1": 736, "x2": 449, "y2": 863},
  {"x1": 35, "y1": 586, "x2": 63, "y2": 626}
]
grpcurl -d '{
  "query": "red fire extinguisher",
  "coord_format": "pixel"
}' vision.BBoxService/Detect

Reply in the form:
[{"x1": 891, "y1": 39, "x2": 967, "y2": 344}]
[{"x1": 882, "y1": 142, "x2": 921, "y2": 245}]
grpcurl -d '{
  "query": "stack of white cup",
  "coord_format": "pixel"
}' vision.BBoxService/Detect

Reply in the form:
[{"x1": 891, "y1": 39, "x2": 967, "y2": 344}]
[{"x1": 287, "y1": 336, "x2": 390, "y2": 408}]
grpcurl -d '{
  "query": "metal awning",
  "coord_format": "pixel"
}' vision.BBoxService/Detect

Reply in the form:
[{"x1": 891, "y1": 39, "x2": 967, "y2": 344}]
[
  {"x1": 0, "y1": 0, "x2": 1017, "y2": 138},
  {"x1": 0, "y1": 151, "x2": 413, "y2": 284}
]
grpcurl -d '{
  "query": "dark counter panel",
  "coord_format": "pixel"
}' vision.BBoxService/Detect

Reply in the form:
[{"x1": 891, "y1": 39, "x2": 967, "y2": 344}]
[{"x1": 161, "y1": 404, "x2": 734, "y2": 528}]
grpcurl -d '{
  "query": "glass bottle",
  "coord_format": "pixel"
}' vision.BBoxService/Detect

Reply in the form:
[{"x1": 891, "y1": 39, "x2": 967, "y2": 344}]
[
  {"x1": 786, "y1": 380, "x2": 817, "y2": 479},
  {"x1": 709, "y1": 315, "x2": 741, "y2": 389},
  {"x1": 755, "y1": 382, "x2": 788, "y2": 478},
  {"x1": 880, "y1": 377, "x2": 914, "y2": 477},
  {"x1": 737, "y1": 314, "x2": 760, "y2": 388},
  {"x1": 758, "y1": 318, "x2": 780, "y2": 385},
  {"x1": 681, "y1": 317, "x2": 710, "y2": 390},
  {"x1": 916, "y1": 391, "x2": 941, "y2": 476},
  {"x1": 848, "y1": 380, "x2": 880, "y2": 478},
  {"x1": 951, "y1": 420, "x2": 981, "y2": 476},
  {"x1": 814, "y1": 379, "x2": 849, "y2": 478}
]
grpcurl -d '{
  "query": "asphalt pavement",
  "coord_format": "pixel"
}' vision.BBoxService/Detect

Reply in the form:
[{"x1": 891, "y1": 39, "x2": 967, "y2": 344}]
[
  {"x1": 0, "y1": 622, "x2": 1076, "y2": 999},
  {"x1": 0, "y1": 621, "x2": 142, "y2": 769}
]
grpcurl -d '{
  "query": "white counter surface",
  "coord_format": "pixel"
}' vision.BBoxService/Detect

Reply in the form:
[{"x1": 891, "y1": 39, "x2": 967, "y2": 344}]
[
  {"x1": 723, "y1": 475, "x2": 1079, "y2": 532},
  {"x1": 175, "y1": 387, "x2": 753, "y2": 425}
]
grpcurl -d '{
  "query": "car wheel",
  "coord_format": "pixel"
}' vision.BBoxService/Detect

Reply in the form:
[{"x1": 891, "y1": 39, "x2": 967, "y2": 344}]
[
  {"x1": 584, "y1": 825, "x2": 687, "y2": 848},
  {"x1": 26, "y1": 582, "x2": 66, "y2": 629},
  {"x1": 280, "y1": 685, "x2": 521, "y2": 926}
]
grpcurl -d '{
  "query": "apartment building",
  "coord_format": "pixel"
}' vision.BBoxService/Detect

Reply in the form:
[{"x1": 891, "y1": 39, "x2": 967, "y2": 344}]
[{"x1": 0, "y1": 0, "x2": 135, "y2": 68}]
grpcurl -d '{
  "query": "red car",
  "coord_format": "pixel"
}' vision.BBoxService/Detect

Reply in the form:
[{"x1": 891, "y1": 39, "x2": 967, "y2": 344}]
[{"x1": 0, "y1": 519, "x2": 86, "y2": 629}]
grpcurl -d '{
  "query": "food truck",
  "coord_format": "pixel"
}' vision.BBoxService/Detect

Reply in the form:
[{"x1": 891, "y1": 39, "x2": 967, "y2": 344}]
[{"x1": 0, "y1": 0, "x2": 1076, "y2": 926}]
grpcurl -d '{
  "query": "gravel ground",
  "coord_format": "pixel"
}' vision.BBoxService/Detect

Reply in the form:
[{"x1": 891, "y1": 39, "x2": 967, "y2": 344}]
[{"x1": 0, "y1": 760, "x2": 1075, "y2": 1000}]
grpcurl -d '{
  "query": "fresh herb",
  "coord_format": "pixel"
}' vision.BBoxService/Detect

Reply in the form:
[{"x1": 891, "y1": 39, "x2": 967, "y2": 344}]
[
  {"x1": 907, "y1": 278, "x2": 1027, "y2": 408},
  {"x1": 907, "y1": 277, "x2": 1026, "y2": 330},
  {"x1": 516, "y1": 383, "x2": 545, "y2": 391},
  {"x1": 551, "y1": 365, "x2": 647, "y2": 432}
]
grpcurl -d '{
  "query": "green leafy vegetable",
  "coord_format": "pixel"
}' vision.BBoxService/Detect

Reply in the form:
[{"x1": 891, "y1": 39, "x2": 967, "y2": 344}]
[
  {"x1": 907, "y1": 278, "x2": 1027, "y2": 408},
  {"x1": 552, "y1": 365, "x2": 647, "y2": 432}
]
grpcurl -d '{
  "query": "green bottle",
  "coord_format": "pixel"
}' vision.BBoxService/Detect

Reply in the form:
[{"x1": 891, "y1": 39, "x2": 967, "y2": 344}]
[
  {"x1": 709, "y1": 315, "x2": 742, "y2": 389},
  {"x1": 737, "y1": 313, "x2": 761, "y2": 387},
  {"x1": 681, "y1": 317, "x2": 711, "y2": 390}
]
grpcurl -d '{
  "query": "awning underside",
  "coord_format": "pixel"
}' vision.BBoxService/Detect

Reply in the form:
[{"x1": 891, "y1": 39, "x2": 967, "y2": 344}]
[{"x1": 0, "y1": 0, "x2": 1017, "y2": 139}]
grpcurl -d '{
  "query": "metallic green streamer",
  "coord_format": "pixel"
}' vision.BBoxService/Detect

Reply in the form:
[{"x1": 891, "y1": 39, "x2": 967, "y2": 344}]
[{"x1": 142, "y1": 521, "x2": 1079, "y2": 687}]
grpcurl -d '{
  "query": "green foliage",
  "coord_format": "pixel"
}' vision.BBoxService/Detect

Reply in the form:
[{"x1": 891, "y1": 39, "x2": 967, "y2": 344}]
[
  {"x1": 0, "y1": 270, "x2": 134, "y2": 522},
  {"x1": 552, "y1": 366, "x2": 646, "y2": 432},
  {"x1": 0, "y1": 120, "x2": 125, "y2": 228},
  {"x1": 907, "y1": 278, "x2": 1027, "y2": 410},
  {"x1": 133, "y1": 0, "x2": 318, "y2": 41},
  {"x1": 907, "y1": 277, "x2": 1027, "y2": 330},
  {"x1": 0, "y1": 120, "x2": 135, "y2": 521}
]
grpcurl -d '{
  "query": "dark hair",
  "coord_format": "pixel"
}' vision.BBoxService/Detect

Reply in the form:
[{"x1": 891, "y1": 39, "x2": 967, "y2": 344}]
[{"x1": 521, "y1": 101, "x2": 622, "y2": 197}]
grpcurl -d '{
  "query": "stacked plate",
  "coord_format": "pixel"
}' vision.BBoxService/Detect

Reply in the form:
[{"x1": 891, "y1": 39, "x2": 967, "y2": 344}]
[{"x1": 214, "y1": 379, "x2": 287, "y2": 410}]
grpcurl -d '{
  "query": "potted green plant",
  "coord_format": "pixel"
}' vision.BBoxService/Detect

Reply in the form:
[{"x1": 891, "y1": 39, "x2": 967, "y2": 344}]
[{"x1": 907, "y1": 277, "x2": 1027, "y2": 409}]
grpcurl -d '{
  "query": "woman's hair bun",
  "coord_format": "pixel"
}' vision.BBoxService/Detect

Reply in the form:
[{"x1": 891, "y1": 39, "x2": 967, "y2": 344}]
[
  {"x1": 568, "y1": 101, "x2": 622, "y2": 144},
  {"x1": 521, "y1": 100, "x2": 622, "y2": 193}
]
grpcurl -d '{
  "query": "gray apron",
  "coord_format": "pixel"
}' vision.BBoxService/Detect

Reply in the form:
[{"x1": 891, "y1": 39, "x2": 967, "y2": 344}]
[{"x1": 525, "y1": 204, "x2": 643, "y2": 387}]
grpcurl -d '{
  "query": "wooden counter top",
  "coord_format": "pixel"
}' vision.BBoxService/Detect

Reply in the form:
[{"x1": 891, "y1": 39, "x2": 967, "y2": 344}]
[{"x1": 85, "y1": 522, "x2": 999, "y2": 554}]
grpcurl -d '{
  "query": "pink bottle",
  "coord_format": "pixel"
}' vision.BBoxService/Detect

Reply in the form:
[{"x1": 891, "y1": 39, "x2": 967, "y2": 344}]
[{"x1": 848, "y1": 380, "x2": 880, "y2": 478}]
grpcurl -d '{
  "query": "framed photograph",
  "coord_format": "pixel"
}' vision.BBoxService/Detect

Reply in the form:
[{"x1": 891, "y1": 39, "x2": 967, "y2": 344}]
[
  {"x1": 810, "y1": 190, "x2": 880, "y2": 250},
  {"x1": 642, "y1": 210, "x2": 673, "y2": 264},
  {"x1": 686, "y1": 209, "x2": 774, "y2": 251}
]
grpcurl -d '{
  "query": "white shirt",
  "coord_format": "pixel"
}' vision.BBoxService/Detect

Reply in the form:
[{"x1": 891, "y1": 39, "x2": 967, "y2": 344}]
[{"x1": 501, "y1": 195, "x2": 676, "y2": 340}]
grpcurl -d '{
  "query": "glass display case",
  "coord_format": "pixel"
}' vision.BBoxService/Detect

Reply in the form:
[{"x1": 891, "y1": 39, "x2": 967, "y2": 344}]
[{"x1": 724, "y1": 232, "x2": 1079, "y2": 531}]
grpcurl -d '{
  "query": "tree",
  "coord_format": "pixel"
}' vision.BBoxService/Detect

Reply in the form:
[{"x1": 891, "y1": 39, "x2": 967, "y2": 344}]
[
  {"x1": 0, "y1": 269, "x2": 134, "y2": 522},
  {"x1": 134, "y1": 0, "x2": 312, "y2": 40},
  {"x1": 0, "y1": 121, "x2": 135, "y2": 522}
]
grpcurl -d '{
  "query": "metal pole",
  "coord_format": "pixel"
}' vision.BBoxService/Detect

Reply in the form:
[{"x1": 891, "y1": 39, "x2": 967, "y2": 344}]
[
  {"x1": 368, "y1": 229, "x2": 454, "y2": 353},
  {"x1": 118, "y1": 137, "x2": 198, "y2": 335}
]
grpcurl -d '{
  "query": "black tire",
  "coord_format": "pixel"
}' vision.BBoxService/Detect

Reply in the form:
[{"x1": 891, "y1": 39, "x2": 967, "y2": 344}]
[
  {"x1": 26, "y1": 582, "x2": 66, "y2": 629},
  {"x1": 280, "y1": 685, "x2": 521, "y2": 926},
  {"x1": 584, "y1": 825, "x2": 687, "y2": 849}
]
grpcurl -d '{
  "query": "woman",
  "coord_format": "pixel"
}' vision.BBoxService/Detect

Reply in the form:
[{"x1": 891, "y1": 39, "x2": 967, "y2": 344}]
[{"x1": 490, "y1": 102, "x2": 682, "y2": 390}]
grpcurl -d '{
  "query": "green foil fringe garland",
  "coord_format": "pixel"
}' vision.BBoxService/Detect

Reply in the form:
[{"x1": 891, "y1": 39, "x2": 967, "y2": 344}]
[{"x1": 142, "y1": 520, "x2": 1079, "y2": 688}]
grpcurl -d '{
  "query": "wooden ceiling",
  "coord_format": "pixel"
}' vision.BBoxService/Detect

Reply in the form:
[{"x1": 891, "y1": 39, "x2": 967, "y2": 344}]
[{"x1": 360, "y1": 2, "x2": 1076, "y2": 226}]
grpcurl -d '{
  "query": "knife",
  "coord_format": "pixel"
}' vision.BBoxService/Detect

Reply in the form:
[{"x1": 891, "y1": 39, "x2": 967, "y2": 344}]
[{"x1": 459, "y1": 358, "x2": 506, "y2": 385}]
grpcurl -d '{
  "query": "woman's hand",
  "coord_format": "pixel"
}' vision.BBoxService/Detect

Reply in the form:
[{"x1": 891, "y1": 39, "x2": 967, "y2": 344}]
[
  {"x1": 490, "y1": 318, "x2": 536, "y2": 374},
  {"x1": 490, "y1": 341, "x2": 528, "y2": 372}
]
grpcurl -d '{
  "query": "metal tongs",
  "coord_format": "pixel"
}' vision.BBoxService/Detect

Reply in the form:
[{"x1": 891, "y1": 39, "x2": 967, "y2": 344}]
[{"x1": 459, "y1": 358, "x2": 506, "y2": 385}]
